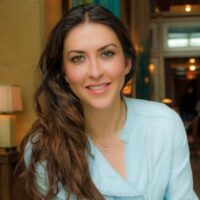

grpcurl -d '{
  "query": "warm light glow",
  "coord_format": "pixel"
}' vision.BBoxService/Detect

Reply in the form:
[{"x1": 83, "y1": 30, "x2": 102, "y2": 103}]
[
  {"x1": 123, "y1": 85, "x2": 132, "y2": 95},
  {"x1": 0, "y1": 85, "x2": 23, "y2": 113},
  {"x1": 189, "y1": 65, "x2": 196, "y2": 71},
  {"x1": 162, "y1": 98, "x2": 173, "y2": 104},
  {"x1": 185, "y1": 4, "x2": 192, "y2": 12},
  {"x1": 0, "y1": 114, "x2": 16, "y2": 147},
  {"x1": 122, "y1": 80, "x2": 133, "y2": 95},
  {"x1": 186, "y1": 70, "x2": 196, "y2": 80},
  {"x1": 149, "y1": 64, "x2": 155, "y2": 74},
  {"x1": 189, "y1": 58, "x2": 196, "y2": 64}
]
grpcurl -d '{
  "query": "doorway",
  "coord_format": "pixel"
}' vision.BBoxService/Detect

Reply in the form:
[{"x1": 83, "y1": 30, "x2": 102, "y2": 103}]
[{"x1": 165, "y1": 57, "x2": 200, "y2": 111}]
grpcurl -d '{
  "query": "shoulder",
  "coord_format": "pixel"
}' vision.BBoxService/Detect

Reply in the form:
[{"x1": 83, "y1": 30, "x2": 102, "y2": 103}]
[
  {"x1": 124, "y1": 96, "x2": 179, "y2": 121},
  {"x1": 24, "y1": 133, "x2": 40, "y2": 167},
  {"x1": 23, "y1": 133, "x2": 50, "y2": 195},
  {"x1": 124, "y1": 97, "x2": 185, "y2": 145}
]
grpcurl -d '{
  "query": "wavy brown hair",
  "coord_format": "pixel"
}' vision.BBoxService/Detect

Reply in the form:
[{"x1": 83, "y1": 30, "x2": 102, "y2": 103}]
[{"x1": 20, "y1": 3, "x2": 136, "y2": 200}]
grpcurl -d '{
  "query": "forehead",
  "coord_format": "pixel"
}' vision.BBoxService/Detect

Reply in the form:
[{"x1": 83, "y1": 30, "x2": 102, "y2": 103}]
[{"x1": 64, "y1": 22, "x2": 121, "y2": 50}]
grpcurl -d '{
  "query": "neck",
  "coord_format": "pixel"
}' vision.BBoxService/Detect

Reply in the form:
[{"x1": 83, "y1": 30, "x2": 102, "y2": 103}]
[{"x1": 84, "y1": 98, "x2": 126, "y2": 141}]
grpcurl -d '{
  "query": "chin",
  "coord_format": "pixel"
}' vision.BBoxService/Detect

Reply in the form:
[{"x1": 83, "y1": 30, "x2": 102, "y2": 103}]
[
  {"x1": 74, "y1": 86, "x2": 122, "y2": 110},
  {"x1": 82, "y1": 95, "x2": 120, "y2": 111}
]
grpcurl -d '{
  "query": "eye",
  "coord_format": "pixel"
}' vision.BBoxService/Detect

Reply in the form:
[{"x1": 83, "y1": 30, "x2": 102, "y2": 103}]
[
  {"x1": 101, "y1": 50, "x2": 115, "y2": 58},
  {"x1": 70, "y1": 55, "x2": 85, "y2": 64}
]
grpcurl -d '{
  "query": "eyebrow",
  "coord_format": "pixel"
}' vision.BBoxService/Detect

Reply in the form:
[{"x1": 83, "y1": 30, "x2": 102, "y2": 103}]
[{"x1": 66, "y1": 43, "x2": 118, "y2": 56}]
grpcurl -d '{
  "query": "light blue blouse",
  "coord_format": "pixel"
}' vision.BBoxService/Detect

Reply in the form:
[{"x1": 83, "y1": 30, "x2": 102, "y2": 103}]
[{"x1": 25, "y1": 97, "x2": 199, "y2": 200}]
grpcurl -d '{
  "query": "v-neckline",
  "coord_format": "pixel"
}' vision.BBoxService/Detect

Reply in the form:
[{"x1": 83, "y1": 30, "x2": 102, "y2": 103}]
[
  {"x1": 94, "y1": 142, "x2": 128, "y2": 181},
  {"x1": 87, "y1": 97, "x2": 131, "y2": 181}
]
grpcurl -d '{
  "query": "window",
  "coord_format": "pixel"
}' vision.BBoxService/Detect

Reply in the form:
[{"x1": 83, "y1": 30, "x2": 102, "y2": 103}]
[{"x1": 163, "y1": 22, "x2": 200, "y2": 52}]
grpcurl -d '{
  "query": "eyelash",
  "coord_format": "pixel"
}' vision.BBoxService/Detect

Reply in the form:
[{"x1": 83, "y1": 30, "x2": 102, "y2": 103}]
[
  {"x1": 101, "y1": 50, "x2": 115, "y2": 58},
  {"x1": 70, "y1": 55, "x2": 85, "y2": 63},
  {"x1": 69, "y1": 50, "x2": 115, "y2": 64}
]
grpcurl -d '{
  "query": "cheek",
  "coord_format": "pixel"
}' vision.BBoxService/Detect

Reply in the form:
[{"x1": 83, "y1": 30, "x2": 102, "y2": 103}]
[
  {"x1": 106, "y1": 60, "x2": 127, "y2": 79},
  {"x1": 64, "y1": 66, "x2": 85, "y2": 85}
]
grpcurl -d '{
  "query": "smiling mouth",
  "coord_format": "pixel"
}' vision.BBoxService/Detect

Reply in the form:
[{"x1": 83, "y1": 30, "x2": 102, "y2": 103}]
[{"x1": 86, "y1": 83, "x2": 111, "y2": 94}]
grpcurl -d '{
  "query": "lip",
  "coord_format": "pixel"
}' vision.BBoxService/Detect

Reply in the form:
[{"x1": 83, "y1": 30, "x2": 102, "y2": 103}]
[{"x1": 85, "y1": 82, "x2": 111, "y2": 95}]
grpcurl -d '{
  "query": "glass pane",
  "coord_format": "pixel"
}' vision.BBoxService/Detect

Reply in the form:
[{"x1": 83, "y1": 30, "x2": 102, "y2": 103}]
[
  {"x1": 190, "y1": 38, "x2": 200, "y2": 46},
  {"x1": 168, "y1": 38, "x2": 188, "y2": 47},
  {"x1": 189, "y1": 33, "x2": 200, "y2": 46}
]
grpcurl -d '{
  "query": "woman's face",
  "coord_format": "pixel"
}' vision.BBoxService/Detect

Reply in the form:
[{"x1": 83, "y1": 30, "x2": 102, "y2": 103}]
[{"x1": 63, "y1": 22, "x2": 131, "y2": 110}]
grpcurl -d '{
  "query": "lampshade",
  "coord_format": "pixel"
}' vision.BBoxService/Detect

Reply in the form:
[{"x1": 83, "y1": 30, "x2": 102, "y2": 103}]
[{"x1": 0, "y1": 84, "x2": 23, "y2": 113}]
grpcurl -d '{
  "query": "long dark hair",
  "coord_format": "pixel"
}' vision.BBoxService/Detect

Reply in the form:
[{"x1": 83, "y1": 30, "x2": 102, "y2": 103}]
[{"x1": 20, "y1": 3, "x2": 136, "y2": 199}]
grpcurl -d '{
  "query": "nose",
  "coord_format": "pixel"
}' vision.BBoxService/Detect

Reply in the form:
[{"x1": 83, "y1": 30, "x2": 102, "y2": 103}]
[{"x1": 87, "y1": 58, "x2": 104, "y2": 79}]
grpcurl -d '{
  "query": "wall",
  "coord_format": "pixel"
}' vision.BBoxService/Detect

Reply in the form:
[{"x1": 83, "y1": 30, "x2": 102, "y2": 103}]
[
  {"x1": 0, "y1": 0, "x2": 63, "y2": 147},
  {"x1": 44, "y1": 0, "x2": 62, "y2": 39},
  {"x1": 0, "y1": 0, "x2": 45, "y2": 147}
]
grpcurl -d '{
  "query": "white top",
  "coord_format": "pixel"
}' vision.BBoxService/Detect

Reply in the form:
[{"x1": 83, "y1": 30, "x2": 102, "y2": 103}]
[{"x1": 25, "y1": 97, "x2": 199, "y2": 200}]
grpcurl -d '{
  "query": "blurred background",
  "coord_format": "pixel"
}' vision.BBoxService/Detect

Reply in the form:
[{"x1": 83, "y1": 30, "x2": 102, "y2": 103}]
[{"x1": 0, "y1": 0, "x2": 199, "y2": 199}]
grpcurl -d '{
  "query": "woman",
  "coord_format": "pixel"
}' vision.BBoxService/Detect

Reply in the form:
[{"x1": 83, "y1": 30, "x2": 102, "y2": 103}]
[{"x1": 21, "y1": 3, "x2": 198, "y2": 200}]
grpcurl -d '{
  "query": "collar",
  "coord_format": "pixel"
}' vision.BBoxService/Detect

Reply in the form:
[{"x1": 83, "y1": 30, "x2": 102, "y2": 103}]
[{"x1": 119, "y1": 96, "x2": 134, "y2": 143}]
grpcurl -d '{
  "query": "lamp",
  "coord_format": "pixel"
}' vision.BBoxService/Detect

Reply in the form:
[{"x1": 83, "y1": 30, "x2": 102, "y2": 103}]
[{"x1": 0, "y1": 84, "x2": 23, "y2": 149}]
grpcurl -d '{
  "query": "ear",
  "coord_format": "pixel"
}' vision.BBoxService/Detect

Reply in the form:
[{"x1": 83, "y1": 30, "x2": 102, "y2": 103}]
[{"x1": 124, "y1": 58, "x2": 132, "y2": 75}]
